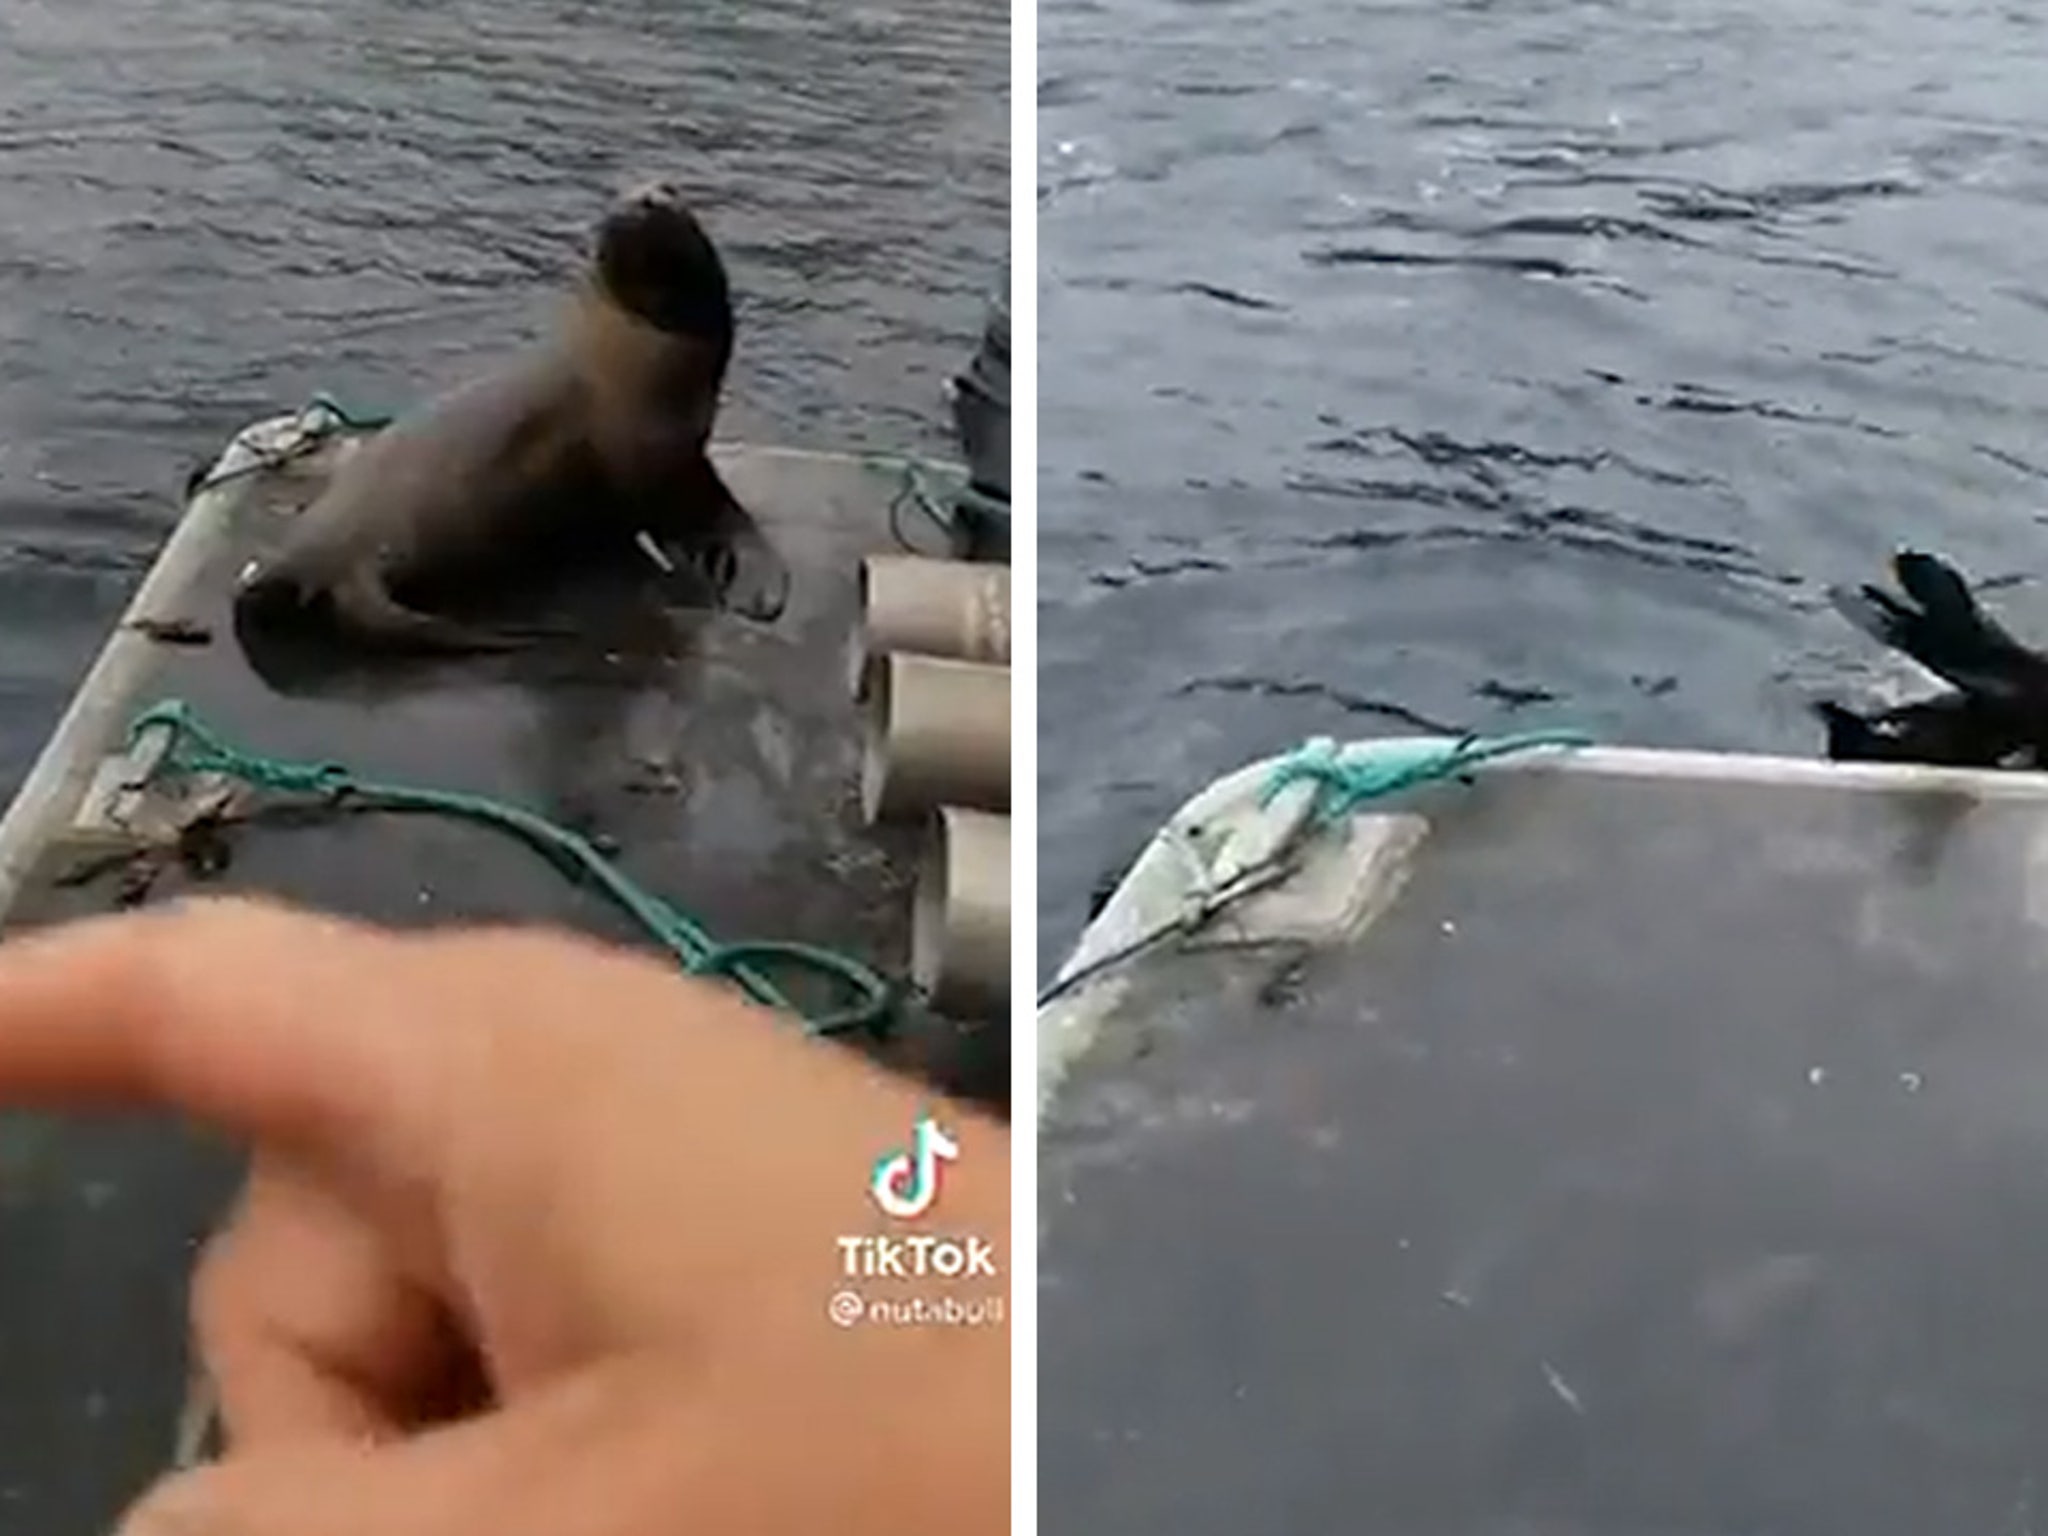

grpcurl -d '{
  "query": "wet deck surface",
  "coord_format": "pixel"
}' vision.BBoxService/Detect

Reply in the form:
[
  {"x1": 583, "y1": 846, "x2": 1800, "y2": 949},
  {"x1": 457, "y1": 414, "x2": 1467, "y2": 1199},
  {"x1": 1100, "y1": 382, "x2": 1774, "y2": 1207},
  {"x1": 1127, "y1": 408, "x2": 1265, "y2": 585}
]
[
  {"x1": 0, "y1": 434, "x2": 1004, "y2": 1533},
  {"x1": 1042, "y1": 766, "x2": 2048, "y2": 1535}
]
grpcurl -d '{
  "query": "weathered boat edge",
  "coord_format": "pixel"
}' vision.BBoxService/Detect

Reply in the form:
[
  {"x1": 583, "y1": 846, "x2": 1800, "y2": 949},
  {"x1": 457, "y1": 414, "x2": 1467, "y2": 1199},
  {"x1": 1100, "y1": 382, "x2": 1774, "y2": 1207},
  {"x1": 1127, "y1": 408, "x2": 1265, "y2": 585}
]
[
  {"x1": 0, "y1": 412, "x2": 301, "y2": 925},
  {"x1": 1038, "y1": 732, "x2": 2048, "y2": 1117}
]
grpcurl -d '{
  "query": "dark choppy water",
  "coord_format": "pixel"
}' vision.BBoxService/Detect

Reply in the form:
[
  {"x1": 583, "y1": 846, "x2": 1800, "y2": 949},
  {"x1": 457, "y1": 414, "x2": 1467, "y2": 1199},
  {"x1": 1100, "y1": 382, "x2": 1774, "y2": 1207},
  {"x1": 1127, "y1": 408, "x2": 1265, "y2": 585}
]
[
  {"x1": 0, "y1": 0, "x2": 1007, "y2": 800},
  {"x1": 1038, "y1": 0, "x2": 2048, "y2": 967}
]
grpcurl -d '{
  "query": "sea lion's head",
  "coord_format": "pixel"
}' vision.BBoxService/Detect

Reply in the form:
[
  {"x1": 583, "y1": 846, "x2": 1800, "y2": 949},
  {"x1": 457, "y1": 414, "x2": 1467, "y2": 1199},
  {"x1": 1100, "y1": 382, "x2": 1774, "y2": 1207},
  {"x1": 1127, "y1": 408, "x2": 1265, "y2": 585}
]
[
  {"x1": 592, "y1": 180, "x2": 734, "y2": 347},
  {"x1": 580, "y1": 181, "x2": 789, "y2": 626}
]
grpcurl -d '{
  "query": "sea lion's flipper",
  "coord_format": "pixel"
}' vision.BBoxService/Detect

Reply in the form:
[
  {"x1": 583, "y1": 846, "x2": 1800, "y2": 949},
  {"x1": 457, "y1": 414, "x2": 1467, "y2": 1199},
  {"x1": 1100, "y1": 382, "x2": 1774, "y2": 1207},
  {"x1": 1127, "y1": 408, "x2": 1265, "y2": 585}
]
[
  {"x1": 1893, "y1": 550, "x2": 1982, "y2": 627},
  {"x1": 696, "y1": 512, "x2": 791, "y2": 623},
  {"x1": 705, "y1": 461, "x2": 790, "y2": 622},
  {"x1": 329, "y1": 566, "x2": 538, "y2": 654},
  {"x1": 1828, "y1": 582, "x2": 1915, "y2": 648},
  {"x1": 1829, "y1": 550, "x2": 2048, "y2": 706},
  {"x1": 643, "y1": 457, "x2": 791, "y2": 623}
]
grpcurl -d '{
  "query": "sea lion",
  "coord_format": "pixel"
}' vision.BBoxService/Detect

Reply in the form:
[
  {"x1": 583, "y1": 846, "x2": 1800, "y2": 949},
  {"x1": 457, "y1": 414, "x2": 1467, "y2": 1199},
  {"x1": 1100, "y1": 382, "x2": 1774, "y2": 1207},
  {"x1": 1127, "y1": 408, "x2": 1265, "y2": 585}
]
[
  {"x1": 1812, "y1": 694, "x2": 2038, "y2": 768},
  {"x1": 1818, "y1": 548, "x2": 2048, "y2": 768},
  {"x1": 232, "y1": 180, "x2": 790, "y2": 653}
]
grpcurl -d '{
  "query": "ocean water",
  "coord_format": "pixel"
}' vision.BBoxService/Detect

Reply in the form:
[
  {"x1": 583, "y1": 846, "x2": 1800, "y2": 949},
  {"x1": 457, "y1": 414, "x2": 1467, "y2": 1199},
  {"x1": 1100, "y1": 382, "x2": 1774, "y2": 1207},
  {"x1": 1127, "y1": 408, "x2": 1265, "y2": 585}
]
[{"x1": 1039, "y1": 0, "x2": 2048, "y2": 967}]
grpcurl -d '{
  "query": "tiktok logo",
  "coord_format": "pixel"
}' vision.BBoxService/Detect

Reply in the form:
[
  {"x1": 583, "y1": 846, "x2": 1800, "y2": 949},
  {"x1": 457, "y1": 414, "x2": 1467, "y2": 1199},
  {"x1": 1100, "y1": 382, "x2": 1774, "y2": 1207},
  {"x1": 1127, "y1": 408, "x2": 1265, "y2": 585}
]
[{"x1": 870, "y1": 1114, "x2": 960, "y2": 1220}]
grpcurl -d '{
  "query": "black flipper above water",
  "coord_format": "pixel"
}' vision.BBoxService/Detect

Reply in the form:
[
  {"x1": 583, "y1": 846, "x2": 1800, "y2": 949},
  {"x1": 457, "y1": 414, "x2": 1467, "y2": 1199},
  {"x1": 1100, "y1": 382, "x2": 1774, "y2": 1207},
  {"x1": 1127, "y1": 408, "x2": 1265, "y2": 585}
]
[
  {"x1": 1819, "y1": 548, "x2": 2048, "y2": 768},
  {"x1": 1829, "y1": 550, "x2": 2048, "y2": 704}
]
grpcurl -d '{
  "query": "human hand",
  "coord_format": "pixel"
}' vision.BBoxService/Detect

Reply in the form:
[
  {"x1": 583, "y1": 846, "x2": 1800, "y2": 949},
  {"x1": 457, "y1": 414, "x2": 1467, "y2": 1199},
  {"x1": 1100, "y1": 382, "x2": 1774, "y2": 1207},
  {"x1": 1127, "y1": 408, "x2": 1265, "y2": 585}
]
[{"x1": 0, "y1": 896, "x2": 1009, "y2": 1535}]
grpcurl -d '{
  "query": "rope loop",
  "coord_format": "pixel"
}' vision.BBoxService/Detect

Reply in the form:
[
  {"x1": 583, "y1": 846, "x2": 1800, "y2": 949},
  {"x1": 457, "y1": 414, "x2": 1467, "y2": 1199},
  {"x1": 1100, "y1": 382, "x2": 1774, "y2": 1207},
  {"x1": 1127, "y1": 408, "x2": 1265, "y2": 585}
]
[
  {"x1": 121, "y1": 699, "x2": 897, "y2": 1037},
  {"x1": 1261, "y1": 729, "x2": 1596, "y2": 823}
]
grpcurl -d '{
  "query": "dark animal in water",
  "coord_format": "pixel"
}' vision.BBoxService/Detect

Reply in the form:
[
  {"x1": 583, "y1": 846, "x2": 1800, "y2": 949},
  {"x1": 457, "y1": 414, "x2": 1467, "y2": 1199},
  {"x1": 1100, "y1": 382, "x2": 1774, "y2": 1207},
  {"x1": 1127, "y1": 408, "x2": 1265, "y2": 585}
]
[
  {"x1": 1816, "y1": 549, "x2": 2048, "y2": 768},
  {"x1": 1812, "y1": 694, "x2": 2037, "y2": 768}
]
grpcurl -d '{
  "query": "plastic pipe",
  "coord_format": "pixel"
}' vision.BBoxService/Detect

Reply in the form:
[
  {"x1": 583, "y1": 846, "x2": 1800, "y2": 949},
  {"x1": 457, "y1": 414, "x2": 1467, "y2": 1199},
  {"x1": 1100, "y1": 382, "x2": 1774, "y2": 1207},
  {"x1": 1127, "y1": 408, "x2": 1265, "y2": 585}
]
[
  {"x1": 913, "y1": 806, "x2": 1010, "y2": 1017},
  {"x1": 850, "y1": 555, "x2": 1011, "y2": 699},
  {"x1": 861, "y1": 652, "x2": 1010, "y2": 822}
]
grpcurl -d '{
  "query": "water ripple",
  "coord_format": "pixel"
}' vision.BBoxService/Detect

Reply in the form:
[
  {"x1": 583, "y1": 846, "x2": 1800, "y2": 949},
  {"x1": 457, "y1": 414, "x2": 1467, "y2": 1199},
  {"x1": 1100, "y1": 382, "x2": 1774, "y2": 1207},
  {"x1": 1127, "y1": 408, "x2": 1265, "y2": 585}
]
[{"x1": 1040, "y1": 0, "x2": 2048, "y2": 964}]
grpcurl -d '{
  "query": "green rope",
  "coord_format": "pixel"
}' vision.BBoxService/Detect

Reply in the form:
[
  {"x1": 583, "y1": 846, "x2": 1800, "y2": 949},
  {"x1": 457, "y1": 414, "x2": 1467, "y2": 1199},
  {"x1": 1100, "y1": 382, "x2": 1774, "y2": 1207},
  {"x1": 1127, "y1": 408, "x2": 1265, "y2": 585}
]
[
  {"x1": 187, "y1": 392, "x2": 399, "y2": 499},
  {"x1": 952, "y1": 482, "x2": 1009, "y2": 522},
  {"x1": 872, "y1": 454, "x2": 957, "y2": 552},
  {"x1": 121, "y1": 699, "x2": 895, "y2": 1037},
  {"x1": 864, "y1": 453, "x2": 1007, "y2": 555},
  {"x1": 1038, "y1": 727, "x2": 1596, "y2": 1009},
  {"x1": 304, "y1": 391, "x2": 396, "y2": 432},
  {"x1": 1259, "y1": 729, "x2": 1596, "y2": 823}
]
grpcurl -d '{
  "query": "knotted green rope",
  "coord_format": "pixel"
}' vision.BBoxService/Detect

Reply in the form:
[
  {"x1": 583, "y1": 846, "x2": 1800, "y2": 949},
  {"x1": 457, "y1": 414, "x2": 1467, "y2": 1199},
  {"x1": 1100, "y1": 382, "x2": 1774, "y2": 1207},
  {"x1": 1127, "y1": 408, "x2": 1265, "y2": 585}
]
[
  {"x1": 122, "y1": 699, "x2": 895, "y2": 1037},
  {"x1": 1259, "y1": 729, "x2": 1596, "y2": 823},
  {"x1": 1038, "y1": 727, "x2": 1595, "y2": 1008},
  {"x1": 186, "y1": 392, "x2": 398, "y2": 499}
]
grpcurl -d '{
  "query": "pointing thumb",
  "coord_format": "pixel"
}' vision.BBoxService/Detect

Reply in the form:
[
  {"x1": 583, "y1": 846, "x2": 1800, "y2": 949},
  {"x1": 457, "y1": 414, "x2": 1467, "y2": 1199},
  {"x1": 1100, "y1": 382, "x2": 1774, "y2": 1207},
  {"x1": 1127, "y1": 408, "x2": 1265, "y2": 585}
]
[{"x1": 113, "y1": 1362, "x2": 693, "y2": 1536}]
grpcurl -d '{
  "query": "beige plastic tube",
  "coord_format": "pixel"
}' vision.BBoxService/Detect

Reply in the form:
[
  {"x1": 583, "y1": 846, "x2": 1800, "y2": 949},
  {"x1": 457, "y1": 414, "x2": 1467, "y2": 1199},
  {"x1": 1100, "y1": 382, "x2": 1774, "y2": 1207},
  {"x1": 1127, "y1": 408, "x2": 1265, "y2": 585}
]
[
  {"x1": 850, "y1": 556, "x2": 1011, "y2": 699},
  {"x1": 914, "y1": 807, "x2": 1011, "y2": 1018},
  {"x1": 861, "y1": 652, "x2": 1010, "y2": 823}
]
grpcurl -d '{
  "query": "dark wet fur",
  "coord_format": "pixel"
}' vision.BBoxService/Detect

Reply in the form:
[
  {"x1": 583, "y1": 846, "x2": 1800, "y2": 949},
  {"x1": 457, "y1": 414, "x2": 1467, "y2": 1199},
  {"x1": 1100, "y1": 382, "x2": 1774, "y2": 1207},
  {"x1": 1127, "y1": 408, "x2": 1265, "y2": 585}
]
[
  {"x1": 593, "y1": 193, "x2": 735, "y2": 363},
  {"x1": 234, "y1": 522, "x2": 722, "y2": 699},
  {"x1": 1811, "y1": 696, "x2": 2040, "y2": 769},
  {"x1": 1817, "y1": 549, "x2": 2048, "y2": 768},
  {"x1": 232, "y1": 182, "x2": 786, "y2": 663}
]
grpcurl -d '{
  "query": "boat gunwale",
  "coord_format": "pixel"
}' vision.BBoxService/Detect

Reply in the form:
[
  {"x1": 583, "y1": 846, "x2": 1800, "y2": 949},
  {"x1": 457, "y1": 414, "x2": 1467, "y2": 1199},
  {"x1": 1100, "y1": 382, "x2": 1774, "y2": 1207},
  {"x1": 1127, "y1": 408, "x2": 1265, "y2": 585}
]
[
  {"x1": 1040, "y1": 731, "x2": 2048, "y2": 1112},
  {"x1": 0, "y1": 411, "x2": 303, "y2": 927}
]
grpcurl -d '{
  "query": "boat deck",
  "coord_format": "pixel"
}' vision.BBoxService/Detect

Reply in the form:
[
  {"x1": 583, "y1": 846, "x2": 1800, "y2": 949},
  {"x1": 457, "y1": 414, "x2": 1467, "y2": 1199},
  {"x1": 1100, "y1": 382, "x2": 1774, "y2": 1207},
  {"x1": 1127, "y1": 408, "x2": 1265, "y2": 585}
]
[
  {"x1": 1041, "y1": 746, "x2": 2048, "y2": 1535},
  {"x1": 0, "y1": 416, "x2": 1005, "y2": 1533}
]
